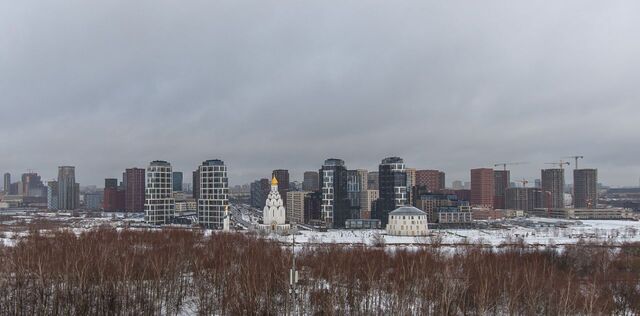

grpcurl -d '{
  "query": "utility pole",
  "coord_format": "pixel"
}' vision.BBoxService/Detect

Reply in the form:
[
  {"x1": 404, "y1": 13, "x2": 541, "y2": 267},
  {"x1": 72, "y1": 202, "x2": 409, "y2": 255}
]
[{"x1": 289, "y1": 224, "x2": 299, "y2": 316}]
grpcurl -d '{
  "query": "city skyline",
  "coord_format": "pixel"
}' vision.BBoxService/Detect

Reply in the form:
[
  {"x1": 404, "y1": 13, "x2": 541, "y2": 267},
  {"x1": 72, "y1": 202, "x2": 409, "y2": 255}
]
[
  {"x1": 2, "y1": 2, "x2": 640, "y2": 186},
  {"x1": 1, "y1": 2, "x2": 639, "y2": 314},
  {"x1": 0, "y1": 156, "x2": 619, "y2": 189}
]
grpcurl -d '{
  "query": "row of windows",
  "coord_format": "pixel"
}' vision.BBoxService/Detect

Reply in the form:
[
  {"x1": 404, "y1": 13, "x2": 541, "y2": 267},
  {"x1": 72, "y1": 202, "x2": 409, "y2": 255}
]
[
  {"x1": 198, "y1": 200, "x2": 227, "y2": 206},
  {"x1": 145, "y1": 199, "x2": 174, "y2": 204},
  {"x1": 145, "y1": 206, "x2": 175, "y2": 210},
  {"x1": 147, "y1": 167, "x2": 171, "y2": 173},
  {"x1": 392, "y1": 225, "x2": 426, "y2": 231},
  {"x1": 200, "y1": 167, "x2": 226, "y2": 172},
  {"x1": 200, "y1": 177, "x2": 227, "y2": 182},
  {"x1": 198, "y1": 212, "x2": 224, "y2": 216},
  {"x1": 146, "y1": 188, "x2": 172, "y2": 192},
  {"x1": 146, "y1": 194, "x2": 173, "y2": 199},
  {"x1": 390, "y1": 215, "x2": 426, "y2": 220},
  {"x1": 200, "y1": 184, "x2": 227, "y2": 189}
]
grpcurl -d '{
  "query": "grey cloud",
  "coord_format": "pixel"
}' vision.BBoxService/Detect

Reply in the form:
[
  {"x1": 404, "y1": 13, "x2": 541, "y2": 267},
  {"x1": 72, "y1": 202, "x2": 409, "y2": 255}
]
[{"x1": 1, "y1": 1, "x2": 639, "y2": 186}]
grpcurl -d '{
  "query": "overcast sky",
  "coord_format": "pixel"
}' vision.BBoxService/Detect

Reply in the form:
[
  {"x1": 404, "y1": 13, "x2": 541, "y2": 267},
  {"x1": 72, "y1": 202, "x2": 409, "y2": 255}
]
[{"x1": 1, "y1": 1, "x2": 639, "y2": 187}]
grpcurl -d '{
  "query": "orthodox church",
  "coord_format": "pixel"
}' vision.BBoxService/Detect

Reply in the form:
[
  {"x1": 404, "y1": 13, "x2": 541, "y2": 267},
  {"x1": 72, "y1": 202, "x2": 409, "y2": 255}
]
[{"x1": 257, "y1": 176, "x2": 291, "y2": 233}]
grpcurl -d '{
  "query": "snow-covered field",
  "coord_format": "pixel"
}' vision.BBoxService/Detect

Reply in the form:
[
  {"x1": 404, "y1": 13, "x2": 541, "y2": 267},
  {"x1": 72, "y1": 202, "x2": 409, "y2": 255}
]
[
  {"x1": 2, "y1": 209, "x2": 640, "y2": 248},
  {"x1": 269, "y1": 218, "x2": 640, "y2": 247}
]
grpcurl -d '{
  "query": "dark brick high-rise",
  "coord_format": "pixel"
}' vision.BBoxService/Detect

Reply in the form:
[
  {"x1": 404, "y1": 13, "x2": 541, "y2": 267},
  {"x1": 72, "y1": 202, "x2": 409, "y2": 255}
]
[
  {"x1": 574, "y1": 169, "x2": 597, "y2": 208},
  {"x1": 302, "y1": 171, "x2": 319, "y2": 191},
  {"x1": 542, "y1": 168, "x2": 565, "y2": 209},
  {"x1": 192, "y1": 169, "x2": 200, "y2": 200},
  {"x1": 125, "y1": 168, "x2": 145, "y2": 212},
  {"x1": 415, "y1": 170, "x2": 445, "y2": 193},
  {"x1": 250, "y1": 178, "x2": 270, "y2": 208},
  {"x1": 493, "y1": 170, "x2": 510, "y2": 209},
  {"x1": 471, "y1": 168, "x2": 494, "y2": 208}
]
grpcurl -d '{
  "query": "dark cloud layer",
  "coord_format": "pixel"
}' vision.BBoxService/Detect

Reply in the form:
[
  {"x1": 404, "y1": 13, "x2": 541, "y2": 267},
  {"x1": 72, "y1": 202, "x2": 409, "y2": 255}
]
[{"x1": 1, "y1": 1, "x2": 639, "y2": 186}]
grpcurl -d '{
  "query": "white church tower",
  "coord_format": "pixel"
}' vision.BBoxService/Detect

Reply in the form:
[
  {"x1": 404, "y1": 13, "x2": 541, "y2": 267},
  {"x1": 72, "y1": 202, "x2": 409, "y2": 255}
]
[{"x1": 259, "y1": 176, "x2": 290, "y2": 232}]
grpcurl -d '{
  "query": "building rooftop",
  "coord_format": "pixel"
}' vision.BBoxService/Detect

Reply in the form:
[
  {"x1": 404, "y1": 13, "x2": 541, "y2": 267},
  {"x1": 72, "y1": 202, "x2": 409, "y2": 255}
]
[
  {"x1": 150, "y1": 160, "x2": 171, "y2": 166},
  {"x1": 389, "y1": 206, "x2": 426, "y2": 216},
  {"x1": 202, "y1": 159, "x2": 225, "y2": 166},
  {"x1": 381, "y1": 157, "x2": 404, "y2": 164},
  {"x1": 323, "y1": 158, "x2": 345, "y2": 167}
]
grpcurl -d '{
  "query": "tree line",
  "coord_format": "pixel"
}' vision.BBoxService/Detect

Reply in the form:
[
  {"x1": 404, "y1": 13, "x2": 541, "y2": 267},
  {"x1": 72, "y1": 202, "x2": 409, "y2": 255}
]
[{"x1": 0, "y1": 228, "x2": 639, "y2": 315}]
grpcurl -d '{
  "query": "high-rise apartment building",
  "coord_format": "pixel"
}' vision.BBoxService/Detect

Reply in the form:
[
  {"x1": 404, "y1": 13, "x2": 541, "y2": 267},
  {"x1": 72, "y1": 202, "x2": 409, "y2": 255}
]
[
  {"x1": 367, "y1": 172, "x2": 379, "y2": 190},
  {"x1": 415, "y1": 170, "x2": 446, "y2": 193},
  {"x1": 493, "y1": 170, "x2": 510, "y2": 209},
  {"x1": 541, "y1": 169, "x2": 565, "y2": 209},
  {"x1": 359, "y1": 190, "x2": 379, "y2": 220},
  {"x1": 103, "y1": 177, "x2": 125, "y2": 211},
  {"x1": 272, "y1": 169, "x2": 290, "y2": 205},
  {"x1": 104, "y1": 186, "x2": 125, "y2": 211},
  {"x1": 375, "y1": 157, "x2": 407, "y2": 226},
  {"x1": 21, "y1": 173, "x2": 46, "y2": 197},
  {"x1": 192, "y1": 169, "x2": 200, "y2": 200},
  {"x1": 145, "y1": 161, "x2": 175, "y2": 225},
  {"x1": 470, "y1": 168, "x2": 494, "y2": 208},
  {"x1": 125, "y1": 168, "x2": 145, "y2": 212},
  {"x1": 105, "y1": 178, "x2": 118, "y2": 189},
  {"x1": 574, "y1": 169, "x2": 598, "y2": 208},
  {"x1": 47, "y1": 181, "x2": 58, "y2": 210},
  {"x1": 405, "y1": 168, "x2": 416, "y2": 204},
  {"x1": 320, "y1": 158, "x2": 349, "y2": 228},
  {"x1": 414, "y1": 193, "x2": 459, "y2": 223},
  {"x1": 198, "y1": 159, "x2": 229, "y2": 229},
  {"x1": 304, "y1": 191, "x2": 323, "y2": 223},
  {"x1": 250, "y1": 178, "x2": 270, "y2": 209},
  {"x1": 505, "y1": 187, "x2": 544, "y2": 211},
  {"x1": 3, "y1": 173, "x2": 9, "y2": 193},
  {"x1": 57, "y1": 166, "x2": 78, "y2": 210},
  {"x1": 172, "y1": 172, "x2": 183, "y2": 192},
  {"x1": 302, "y1": 171, "x2": 319, "y2": 191},
  {"x1": 347, "y1": 169, "x2": 368, "y2": 218},
  {"x1": 287, "y1": 191, "x2": 310, "y2": 224},
  {"x1": 534, "y1": 179, "x2": 542, "y2": 188},
  {"x1": 85, "y1": 192, "x2": 103, "y2": 210}
]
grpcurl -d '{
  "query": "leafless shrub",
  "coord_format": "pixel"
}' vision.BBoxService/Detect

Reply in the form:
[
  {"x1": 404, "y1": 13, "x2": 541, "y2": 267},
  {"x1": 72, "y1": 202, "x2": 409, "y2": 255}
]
[
  {"x1": 0, "y1": 229, "x2": 638, "y2": 315},
  {"x1": 370, "y1": 232, "x2": 385, "y2": 247}
]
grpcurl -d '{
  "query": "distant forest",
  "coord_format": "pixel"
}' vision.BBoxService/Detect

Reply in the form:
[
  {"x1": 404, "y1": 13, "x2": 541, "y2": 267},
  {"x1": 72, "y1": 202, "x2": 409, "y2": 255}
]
[{"x1": 0, "y1": 229, "x2": 639, "y2": 315}]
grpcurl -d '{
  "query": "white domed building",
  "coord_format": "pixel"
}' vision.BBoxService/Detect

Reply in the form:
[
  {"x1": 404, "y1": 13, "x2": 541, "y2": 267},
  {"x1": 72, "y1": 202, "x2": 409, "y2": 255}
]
[
  {"x1": 386, "y1": 206, "x2": 429, "y2": 236},
  {"x1": 257, "y1": 177, "x2": 291, "y2": 233}
]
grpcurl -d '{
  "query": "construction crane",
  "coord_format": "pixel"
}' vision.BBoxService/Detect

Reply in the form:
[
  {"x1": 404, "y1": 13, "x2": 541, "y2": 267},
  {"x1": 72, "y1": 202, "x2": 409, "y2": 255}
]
[
  {"x1": 544, "y1": 160, "x2": 570, "y2": 169},
  {"x1": 563, "y1": 156, "x2": 584, "y2": 169},
  {"x1": 518, "y1": 179, "x2": 529, "y2": 187},
  {"x1": 493, "y1": 162, "x2": 529, "y2": 171}
]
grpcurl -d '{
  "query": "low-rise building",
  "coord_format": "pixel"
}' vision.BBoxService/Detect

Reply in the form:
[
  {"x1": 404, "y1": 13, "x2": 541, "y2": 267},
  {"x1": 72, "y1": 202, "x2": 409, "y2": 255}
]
[
  {"x1": 438, "y1": 205, "x2": 473, "y2": 224},
  {"x1": 472, "y1": 208, "x2": 526, "y2": 220},
  {"x1": 345, "y1": 219, "x2": 381, "y2": 229},
  {"x1": 386, "y1": 206, "x2": 428, "y2": 236},
  {"x1": 549, "y1": 207, "x2": 633, "y2": 220}
]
